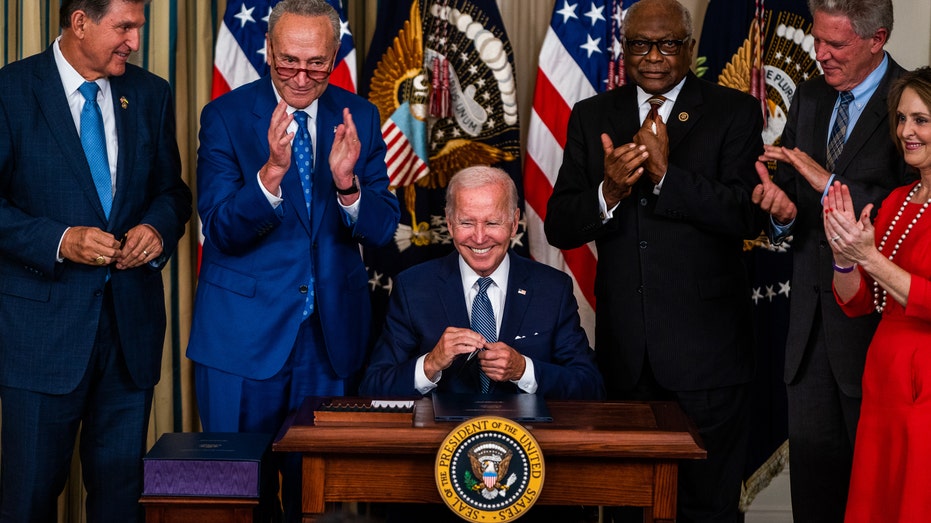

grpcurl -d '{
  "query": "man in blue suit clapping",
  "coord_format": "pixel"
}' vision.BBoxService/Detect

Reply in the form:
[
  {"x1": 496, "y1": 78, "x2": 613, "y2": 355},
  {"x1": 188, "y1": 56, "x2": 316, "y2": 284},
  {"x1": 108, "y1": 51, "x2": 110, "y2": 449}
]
[{"x1": 187, "y1": 0, "x2": 399, "y2": 520}]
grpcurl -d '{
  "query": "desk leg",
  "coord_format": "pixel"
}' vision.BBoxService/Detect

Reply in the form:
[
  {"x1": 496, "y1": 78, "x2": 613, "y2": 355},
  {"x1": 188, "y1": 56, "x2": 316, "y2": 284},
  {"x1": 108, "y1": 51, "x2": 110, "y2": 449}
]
[
  {"x1": 650, "y1": 461, "x2": 678, "y2": 523},
  {"x1": 301, "y1": 455, "x2": 326, "y2": 523}
]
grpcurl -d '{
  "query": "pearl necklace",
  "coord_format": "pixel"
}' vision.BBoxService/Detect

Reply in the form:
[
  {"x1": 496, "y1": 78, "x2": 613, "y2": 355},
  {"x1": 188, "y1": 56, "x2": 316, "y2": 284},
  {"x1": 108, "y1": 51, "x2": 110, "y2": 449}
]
[{"x1": 874, "y1": 182, "x2": 931, "y2": 313}]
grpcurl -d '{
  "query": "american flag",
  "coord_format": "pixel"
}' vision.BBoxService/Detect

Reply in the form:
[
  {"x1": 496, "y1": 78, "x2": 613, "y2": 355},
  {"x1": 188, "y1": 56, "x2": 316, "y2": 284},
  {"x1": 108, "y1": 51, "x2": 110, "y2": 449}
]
[
  {"x1": 524, "y1": 0, "x2": 637, "y2": 343},
  {"x1": 212, "y1": 0, "x2": 356, "y2": 98},
  {"x1": 201, "y1": 0, "x2": 357, "y2": 261}
]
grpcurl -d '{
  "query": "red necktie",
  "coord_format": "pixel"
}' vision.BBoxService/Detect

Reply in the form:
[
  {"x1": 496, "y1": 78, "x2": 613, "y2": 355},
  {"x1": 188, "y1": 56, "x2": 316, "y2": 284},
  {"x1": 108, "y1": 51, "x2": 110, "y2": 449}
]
[{"x1": 647, "y1": 95, "x2": 666, "y2": 123}]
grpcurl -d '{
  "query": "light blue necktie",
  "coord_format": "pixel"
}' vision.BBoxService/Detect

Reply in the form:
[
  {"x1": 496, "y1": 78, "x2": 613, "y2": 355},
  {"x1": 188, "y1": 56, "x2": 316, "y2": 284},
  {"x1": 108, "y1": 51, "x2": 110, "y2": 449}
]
[
  {"x1": 826, "y1": 90, "x2": 854, "y2": 173},
  {"x1": 293, "y1": 111, "x2": 316, "y2": 318},
  {"x1": 471, "y1": 277, "x2": 496, "y2": 393},
  {"x1": 78, "y1": 81, "x2": 112, "y2": 219}
]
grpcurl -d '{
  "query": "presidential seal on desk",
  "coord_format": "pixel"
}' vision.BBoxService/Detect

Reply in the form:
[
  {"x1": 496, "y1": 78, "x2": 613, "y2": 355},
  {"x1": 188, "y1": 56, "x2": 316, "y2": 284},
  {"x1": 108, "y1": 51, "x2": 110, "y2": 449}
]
[{"x1": 435, "y1": 416, "x2": 544, "y2": 521}]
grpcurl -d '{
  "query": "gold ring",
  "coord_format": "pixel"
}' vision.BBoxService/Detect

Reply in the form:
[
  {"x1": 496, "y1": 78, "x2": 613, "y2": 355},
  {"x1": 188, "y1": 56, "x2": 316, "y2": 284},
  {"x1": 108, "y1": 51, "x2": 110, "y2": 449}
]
[
  {"x1": 95, "y1": 255, "x2": 106, "y2": 265},
  {"x1": 143, "y1": 250, "x2": 149, "y2": 256},
  {"x1": 831, "y1": 236, "x2": 840, "y2": 242}
]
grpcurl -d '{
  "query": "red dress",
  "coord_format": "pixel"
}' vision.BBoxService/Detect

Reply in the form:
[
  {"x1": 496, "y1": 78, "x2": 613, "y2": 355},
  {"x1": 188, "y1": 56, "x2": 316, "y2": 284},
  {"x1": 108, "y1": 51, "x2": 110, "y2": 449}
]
[{"x1": 838, "y1": 182, "x2": 931, "y2": 523}]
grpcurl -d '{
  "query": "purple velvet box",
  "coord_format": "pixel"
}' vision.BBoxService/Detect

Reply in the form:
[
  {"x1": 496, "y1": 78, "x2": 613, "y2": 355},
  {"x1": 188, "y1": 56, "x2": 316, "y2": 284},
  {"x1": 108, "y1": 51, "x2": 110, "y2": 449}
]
[{"x1": 143, "y1": 432, "x2": 271, "y2": 498}]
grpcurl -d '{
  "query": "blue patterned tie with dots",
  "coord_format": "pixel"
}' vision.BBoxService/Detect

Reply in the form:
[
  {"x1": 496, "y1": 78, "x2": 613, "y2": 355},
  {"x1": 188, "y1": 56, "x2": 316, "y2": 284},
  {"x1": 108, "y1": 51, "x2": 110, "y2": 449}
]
[
  {"x1": 78, "y1": 81, "x2": 112, "y2": 219},
  {"x1": 293, "y1": 111, "x2": 316, "y2": 318},
  {"x1": 471, "y1": 277, "x2": 496, "y2": 393}
]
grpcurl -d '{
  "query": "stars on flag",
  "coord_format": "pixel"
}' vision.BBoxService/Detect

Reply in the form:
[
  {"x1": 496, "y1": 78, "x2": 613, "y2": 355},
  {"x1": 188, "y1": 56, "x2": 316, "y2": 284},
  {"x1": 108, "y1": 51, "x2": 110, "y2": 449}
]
[
  {"x1": 751, "y1": 281, "x2": 792, "y2": 304},
  {"x1": 233, "y1": 3, "x2": 256, "y2": 28}
]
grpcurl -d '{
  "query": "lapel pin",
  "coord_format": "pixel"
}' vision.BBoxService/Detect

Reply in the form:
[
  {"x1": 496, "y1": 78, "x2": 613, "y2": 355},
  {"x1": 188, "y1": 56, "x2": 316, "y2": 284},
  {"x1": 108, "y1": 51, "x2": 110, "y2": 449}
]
[
  {"x1": 518, "y1": 288, "x2": 526, "y2": 295},
  {"x1": 120, "y1": 96, "x2": 128, "y2": 109},
  {"x1": 678, "y1": 112, "x2": 689, "y2": 122}
]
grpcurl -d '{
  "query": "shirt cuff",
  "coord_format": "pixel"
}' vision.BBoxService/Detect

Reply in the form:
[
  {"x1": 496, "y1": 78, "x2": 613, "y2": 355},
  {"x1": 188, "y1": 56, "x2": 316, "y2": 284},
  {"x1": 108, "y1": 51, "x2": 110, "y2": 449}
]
[
  {"x1": 652, "y1": 172, "x2": 667, "y2": 195},
  {"x1": 338, "y1": 191, "x2": 361, "y2": 223},
  {"x1": 598, "y1": 181, "x2": 620, "y2": 223},
  {"x1": 511, "y1": 356, "x2": 537, "y2": 394},
  {"x1": 57, "y1": 227, "x2": 69, "y2": 263},
  {"x1": 771, "y1": 215, "x2": 795, "y2": 244},
  {"x1": 820, "y1": 173, "x2": 837, "y2": 205},
  {"x1": 415, "y1": 354, "x2": 440, "y2": 395},
  {"x1": 257, "y1": 171, "x2": 283, "y2": 208}
]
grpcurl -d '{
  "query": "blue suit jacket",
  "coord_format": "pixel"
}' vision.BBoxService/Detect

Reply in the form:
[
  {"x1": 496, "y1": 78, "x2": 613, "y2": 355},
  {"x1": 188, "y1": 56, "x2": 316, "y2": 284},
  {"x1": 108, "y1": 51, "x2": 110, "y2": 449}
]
[
  {"x1": 359, "y1": 252, "x2": 605, "y2": 400},
  {"x1": 0, "y1": 46, "x2": 192, "y2": 394},
  {"x1": 188, "y1": 76, "x2": 400, "y2": 380}
]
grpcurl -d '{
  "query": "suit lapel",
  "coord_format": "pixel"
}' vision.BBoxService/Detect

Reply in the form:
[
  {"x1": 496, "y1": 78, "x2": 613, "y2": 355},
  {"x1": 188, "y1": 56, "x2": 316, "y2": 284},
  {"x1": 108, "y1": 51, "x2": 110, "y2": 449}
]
[
  {"x1": 109, "y1": 74, "x2": 135, "y2": 226},
  {"x1": 33, "y1": 48, "x2": 109, "y2": 223},
  {"x1": 609, "y1": 86, "x2": 642, "y2": 144},
  {"x1": 311, "y1": 88, "x2": 339, "y2": 241},
  {"x1": 253, "y1": 78, "x2": 312, "y2": 235},
  {"x1": 499, "y1": 253, "x2": 530, "y2": 344},
  {"x1": 437, "y1": 254, "x2": 481, "y2": 390},
  {"x1": 812, "y1": 86, "x2": 836, "y2": 167},
  {"x1": 666, "y1": 74, "x2": 702, "y2": 152},
  {"x1": 834, "y1": 62, "x2": 899, "y2": 175}
]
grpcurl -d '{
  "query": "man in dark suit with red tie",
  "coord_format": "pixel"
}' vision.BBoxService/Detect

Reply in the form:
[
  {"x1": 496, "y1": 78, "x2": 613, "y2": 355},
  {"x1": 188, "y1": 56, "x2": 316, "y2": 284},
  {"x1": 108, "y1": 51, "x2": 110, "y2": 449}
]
[
  {"x1": 750, "y1": 1, "x2": 912, "y2": 520},
  {"x1": 0, "y1": 0, "x2": 191, "y2": 520},
  {"x1": 545, "y1": 0, "x2": 763, "y2": 521}
]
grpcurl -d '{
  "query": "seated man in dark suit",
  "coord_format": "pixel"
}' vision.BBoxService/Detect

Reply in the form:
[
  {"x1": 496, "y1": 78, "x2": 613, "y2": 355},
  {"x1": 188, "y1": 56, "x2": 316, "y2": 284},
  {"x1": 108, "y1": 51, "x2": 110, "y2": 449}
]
[
  {"x1": 360, "y1": 165, "x2": 603, "y2": 400},
  {"x1": 360, "y1": 165, "x2": 602, "y2": 523}
]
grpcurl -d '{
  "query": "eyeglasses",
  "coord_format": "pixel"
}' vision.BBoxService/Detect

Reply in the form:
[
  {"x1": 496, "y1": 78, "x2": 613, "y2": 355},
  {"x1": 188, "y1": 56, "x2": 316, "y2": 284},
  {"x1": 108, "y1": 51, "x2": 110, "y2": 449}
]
[
  {"x1": 624, "y1": 38, "x2": 690, "y2": 56},
  {"x1": 272, "y1": 54, "x2": 333, "y2": 80}
]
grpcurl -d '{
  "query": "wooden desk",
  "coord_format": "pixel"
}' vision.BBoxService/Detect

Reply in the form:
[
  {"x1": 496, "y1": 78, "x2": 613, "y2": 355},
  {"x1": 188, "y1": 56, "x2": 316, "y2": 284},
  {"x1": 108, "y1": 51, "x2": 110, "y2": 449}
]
[{"x1": 274, "y1": 398, "x2": 705, "y2": 523}]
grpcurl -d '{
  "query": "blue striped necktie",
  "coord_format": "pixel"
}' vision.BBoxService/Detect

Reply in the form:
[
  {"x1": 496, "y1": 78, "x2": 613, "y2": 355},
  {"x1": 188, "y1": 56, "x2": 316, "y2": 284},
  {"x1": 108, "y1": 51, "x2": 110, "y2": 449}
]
[
  {"x1": 826, "y1": 90, "x2": 854, "y2": 173},
  {"x1": 293, "y1": 111, "x2": 316, "y2": 318},
  {"x1": 471, "y1": 277, "x2": 496, "y2": 393},
  {"x1": 78, "y1": 81, "x2": 112, "y2": 219}
]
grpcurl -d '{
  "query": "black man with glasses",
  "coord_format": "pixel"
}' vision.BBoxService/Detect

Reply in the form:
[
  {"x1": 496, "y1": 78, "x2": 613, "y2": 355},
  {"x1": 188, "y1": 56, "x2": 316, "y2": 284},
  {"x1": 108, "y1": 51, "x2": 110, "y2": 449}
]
[
  {"x1": 545, "y1": 0, "x2": 763, "y2": 521},
  {"x1": 188, "y1": 0, "x2": 399, "y2": 520}
]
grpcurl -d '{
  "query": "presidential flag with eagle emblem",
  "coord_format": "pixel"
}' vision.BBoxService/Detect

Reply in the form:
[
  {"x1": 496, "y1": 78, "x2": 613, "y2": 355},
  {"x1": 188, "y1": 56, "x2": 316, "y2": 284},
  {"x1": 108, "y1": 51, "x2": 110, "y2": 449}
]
[
  {"x1": 360, "y1": 0, "x2": 523, "y2": 326},
  {"x1": 697, "y1": 0, "x2": 816, "y2": 510}
]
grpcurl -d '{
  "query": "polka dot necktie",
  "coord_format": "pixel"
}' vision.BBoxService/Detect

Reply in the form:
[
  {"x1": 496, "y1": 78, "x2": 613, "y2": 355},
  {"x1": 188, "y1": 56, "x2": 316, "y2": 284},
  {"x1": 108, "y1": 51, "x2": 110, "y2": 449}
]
[{"x1": 293, "y1": 111, "x2": 316, "y2": 318}]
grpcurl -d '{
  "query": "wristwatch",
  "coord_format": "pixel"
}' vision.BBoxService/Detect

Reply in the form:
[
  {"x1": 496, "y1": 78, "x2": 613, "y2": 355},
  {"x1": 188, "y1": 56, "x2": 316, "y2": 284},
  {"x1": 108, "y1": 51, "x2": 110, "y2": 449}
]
[{"x1": 335, "y1": 175, "x2": 359, "y2": 195}]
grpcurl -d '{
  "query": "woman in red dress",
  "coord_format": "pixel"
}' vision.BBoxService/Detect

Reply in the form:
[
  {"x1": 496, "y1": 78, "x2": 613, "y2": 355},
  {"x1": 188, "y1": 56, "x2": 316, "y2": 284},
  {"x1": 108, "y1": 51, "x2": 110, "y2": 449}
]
[{"x1": 824, "y1": 67, "x2": 931, "y2": 522}]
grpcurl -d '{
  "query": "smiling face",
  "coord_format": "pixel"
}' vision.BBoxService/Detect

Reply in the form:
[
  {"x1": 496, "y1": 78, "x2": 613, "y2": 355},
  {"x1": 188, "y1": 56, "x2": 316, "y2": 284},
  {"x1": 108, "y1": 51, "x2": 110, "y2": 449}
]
[
  {"x1": 267, "y1": 12, "x2": 338, "y2": 109},
  {"x1": 811, "y1": 10, "x2": 887, "y2": 92},
  {"x1": 896, "y1": 87, "x2": 931, "y2": 174},
  {"x1": 623, "y1": 1, "x2": 694, "y2": 95},
  {"x1": 447, "y1": 182, "x2": 519, "y2": 277},
  {"x1": 68, "y1": 0, "x2": 145, "y2": 79}
]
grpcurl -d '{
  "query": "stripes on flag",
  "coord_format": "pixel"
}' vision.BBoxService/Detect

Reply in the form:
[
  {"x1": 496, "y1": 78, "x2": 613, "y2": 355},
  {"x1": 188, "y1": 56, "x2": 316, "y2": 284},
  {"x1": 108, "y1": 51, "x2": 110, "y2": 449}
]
[{"x1": 524, "y1": 0, "x2": 635, "y2": 343}]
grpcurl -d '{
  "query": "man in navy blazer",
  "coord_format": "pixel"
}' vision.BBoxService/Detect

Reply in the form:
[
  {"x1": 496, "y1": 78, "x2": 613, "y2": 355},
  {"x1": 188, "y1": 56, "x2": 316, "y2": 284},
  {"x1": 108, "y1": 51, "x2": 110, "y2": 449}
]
[
  {"x1": 187, "y1": 0, "x2": 399, "y2": 519},
  {"x1": 0, "y1": 1, "x2": 191, "y2": 521},
  {"x1": 360, "y1": 166, "x2": 603, "y2": 401}
]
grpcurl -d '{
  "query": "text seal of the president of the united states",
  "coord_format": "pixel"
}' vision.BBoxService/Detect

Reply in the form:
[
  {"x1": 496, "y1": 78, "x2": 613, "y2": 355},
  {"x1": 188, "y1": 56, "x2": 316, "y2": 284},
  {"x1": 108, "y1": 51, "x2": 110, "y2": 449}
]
[{"x1": 435, "y1": 416, "x2": 545, "y2": 521}]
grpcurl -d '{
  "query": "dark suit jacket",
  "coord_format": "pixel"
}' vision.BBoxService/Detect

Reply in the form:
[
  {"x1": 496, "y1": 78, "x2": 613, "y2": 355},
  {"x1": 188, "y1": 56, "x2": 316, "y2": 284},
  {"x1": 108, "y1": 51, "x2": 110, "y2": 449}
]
[
  {"x1": 775, "y1": 56, "x2": 912, "y2": 396},
  {"x1": 187, "y1": 76, "x2": 400, "y2": 380},
  {"x1": 0, "y1": 46, "x2": 192, "y2": 394},
  {"x1": 359, "y1": 252, "x2": 604, "y2": 400},
  {"x1": 545, "y1": 73, "x2": 763, "y2": 395}
]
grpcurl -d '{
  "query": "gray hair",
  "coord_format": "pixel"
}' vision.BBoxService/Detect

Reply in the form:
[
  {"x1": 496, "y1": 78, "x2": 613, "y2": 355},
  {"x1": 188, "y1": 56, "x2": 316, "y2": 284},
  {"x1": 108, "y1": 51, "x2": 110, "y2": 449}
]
[
  {"x1": 445, "y1": 166, "x2": 519, "y2": 219},
  {"x1": 808, "y1": 0, "x2": 893, "y2": 40},
  {"x1": 268, "y1": 0, "x2": 341, "y2": 47},
  {"x1": 624, "y1": 0, "x2": 693, "y2": 37}
]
